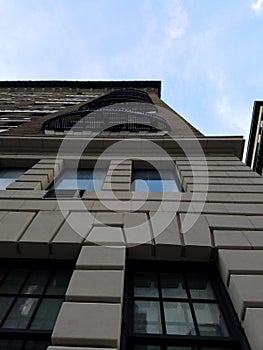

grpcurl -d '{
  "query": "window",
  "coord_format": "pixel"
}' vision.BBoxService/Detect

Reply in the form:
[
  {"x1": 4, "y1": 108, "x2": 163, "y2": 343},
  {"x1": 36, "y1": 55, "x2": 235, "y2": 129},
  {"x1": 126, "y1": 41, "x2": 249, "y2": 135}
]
[
  {"x1": 50, "y1": 168, "x2": 106, "y2": 191},
  {"x1": 132, "y1": 170, "x2": 180, "y2": 192},
  {"x1": 44, "y1": 168, "x2": 106, "y2": 199},
  {"x1": 0, "y1": 168, "x2": 27, "y2": 190},
  {"x1": 122, "y1": 261, "x2": 250, "y2": 350},
  {"x1": 0, "y1": 259, "x2": 73, "y2": 350}
]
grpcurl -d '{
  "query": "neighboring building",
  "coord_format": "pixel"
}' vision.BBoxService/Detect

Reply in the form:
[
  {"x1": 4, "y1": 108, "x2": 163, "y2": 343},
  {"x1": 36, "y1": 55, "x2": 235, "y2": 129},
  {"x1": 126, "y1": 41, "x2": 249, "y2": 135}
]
[
  {"x1": 0, "y1": 80, "x2": 262, "y2": 350},
  {"x1": 246, "y1": 100, "x2": 263, "y2": 175}
]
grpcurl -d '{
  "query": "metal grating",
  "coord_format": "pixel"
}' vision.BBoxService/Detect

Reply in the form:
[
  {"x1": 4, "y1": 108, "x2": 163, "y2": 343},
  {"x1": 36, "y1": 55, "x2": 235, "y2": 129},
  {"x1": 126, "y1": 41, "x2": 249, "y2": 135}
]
[{"x1": 42, "y1": 88, "x2": 170, "y2": 133}]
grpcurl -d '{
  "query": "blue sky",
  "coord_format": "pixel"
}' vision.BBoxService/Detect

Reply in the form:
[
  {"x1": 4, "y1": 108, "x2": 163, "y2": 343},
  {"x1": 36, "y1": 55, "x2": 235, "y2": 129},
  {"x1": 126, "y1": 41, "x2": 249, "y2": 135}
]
[{"x1": 0, "y1": 0, "x2": 263, "y2": 141}]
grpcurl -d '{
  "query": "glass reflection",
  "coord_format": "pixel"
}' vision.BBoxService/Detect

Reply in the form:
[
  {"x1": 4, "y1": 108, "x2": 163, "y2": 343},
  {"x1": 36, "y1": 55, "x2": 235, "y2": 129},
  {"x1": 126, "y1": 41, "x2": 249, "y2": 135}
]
[
  {"x1": 46, "y1": 270, "x2": 71, "y2": 295},
  {"x1": 3, "y1": 297, "x2": 38, "y2": 329},
  {"x1": 53, "y1": 168, "x2": 105, "y2": 191},
  {"x1": 164, "y1": 302, "x2": 196, "y2": 335},
  {"x1": 194, "y1": 303, "x2": 229, "y2": 336},
  {"x1": 134, "y1": 300, "x2": 162, "y2": 334},
  {"x1": 22, "y1": 270, "x2": 50, "y2": 294},
  {"x1": 161, "y1": 273, "x2": 186, "y2": 298},
  {"x1": 134, "y1": 272, "x2": 158, "y2": 297},
  {"x1": 188, "y1": 274, "x2": 215, "y2": 299},
  {"x1": 132, "y1": 170, "x2": 179, "y2": 192}
]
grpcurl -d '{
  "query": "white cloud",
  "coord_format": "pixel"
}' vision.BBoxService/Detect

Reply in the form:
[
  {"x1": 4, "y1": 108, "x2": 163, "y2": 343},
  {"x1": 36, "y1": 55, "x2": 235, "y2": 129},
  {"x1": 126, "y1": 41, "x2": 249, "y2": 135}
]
[
  {"x1": 251, "y1": 0, "x2": 263, "y2": 14},
  {"x1": 164, "y1": 0, "x2": 188, "y2": 39}
]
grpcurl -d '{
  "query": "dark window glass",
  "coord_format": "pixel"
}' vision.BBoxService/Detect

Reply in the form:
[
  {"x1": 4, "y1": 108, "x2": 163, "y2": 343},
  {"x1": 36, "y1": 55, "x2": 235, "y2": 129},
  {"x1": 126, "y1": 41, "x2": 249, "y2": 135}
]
[
  {"x1": 46, "y1": 270, "x2": 72, "y2": 295},
  {"x1": 0, "y1": 168, "x2": 27, "y2": 189},
  {"x1": 0, "y1": 269, "x2": 28, "y2": 294},
  {"x1": 123, "y1": 262, "x2": 251, "y2": 350},
  {"x1": 3, "y1": 297, "x2": 38, "y2": 329},
  {"x1": 30, "y1": 298, "x2": 63, "y2": 330},
  {"x1": 21, "y1": 270, "x2": 50, "y2": 295},
  {"x1": 0, "y1": 261, "x2": 73, "y2": 350},
  {"x1": 132, "y1": 170, "x2": 180, "y2": 192}
]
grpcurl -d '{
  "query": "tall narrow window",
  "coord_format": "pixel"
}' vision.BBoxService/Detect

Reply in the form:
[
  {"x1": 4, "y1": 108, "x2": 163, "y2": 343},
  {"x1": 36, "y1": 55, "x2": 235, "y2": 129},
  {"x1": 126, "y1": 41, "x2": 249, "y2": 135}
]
[
  {"x1": 0, "y1": 168, "x2": 27, "y2": 190},
  {"x1": 122, "y1": 261, "x2": 250, "y2": 350},
  {"x1": 0, "y1": 260, "x2": 73, "y2": 350},
  {"x1": 132, "y1": 170, "x2": 180, "y2": 192}
]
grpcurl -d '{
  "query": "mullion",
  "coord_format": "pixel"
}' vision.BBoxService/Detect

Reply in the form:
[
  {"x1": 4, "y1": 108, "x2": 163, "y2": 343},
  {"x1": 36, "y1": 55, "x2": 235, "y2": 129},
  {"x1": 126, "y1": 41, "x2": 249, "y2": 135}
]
[
  {"x1": 127, "y1": 262, "x2": 250, "y2": 350},
  {"x1": 26, "y1": 269, "x2": 62, "y2": 330},
  {"x1": 157, "y1": 271, "x2": 167, "y2": 335},
  {"x1": 182, "y1": 273, "x2": 200, "y2": 337},
  {"x1": 26, "y1": 269, "x2": 52, "y2": 330}
]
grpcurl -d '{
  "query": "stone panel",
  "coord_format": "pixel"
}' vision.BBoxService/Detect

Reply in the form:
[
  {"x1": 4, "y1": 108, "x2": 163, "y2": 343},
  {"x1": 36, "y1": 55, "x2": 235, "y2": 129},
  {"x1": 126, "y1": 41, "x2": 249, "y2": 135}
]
[
  {"x1": 180, "y1": 214, "x2": 212, "y2": 260},
  {"x1": 66, "y1": 270, "x2": 124, "y2": 303},
  {"x1": 229, "y1": 274, "x2": 263, "y2": 319},
  {"x1": 244, "y1": 308, "x2": 263, "y2": 350},
  {"x1": 52, "y1": 302, "x2": 122, "y2": 347},
  {"x1": 76, "y1": 246, "x2": 125, "y2": 270},
  {"x1": 0, "y1": 211, "x2": 35, "y2": 256},
  {"x1": 19, "y1": 211, "x2": 66, "y2": 257},
  {"x1": 218, "y1": 250, "x2": 263, "y2": 285}
]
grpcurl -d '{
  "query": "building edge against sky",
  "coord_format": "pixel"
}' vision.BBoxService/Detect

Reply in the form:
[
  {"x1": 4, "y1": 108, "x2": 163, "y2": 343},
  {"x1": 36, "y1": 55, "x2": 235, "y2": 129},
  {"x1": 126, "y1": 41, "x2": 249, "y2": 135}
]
[
  {"x1": 246, "y1": 101, "x2": 263, "y2": 175},
  {"x1": 0, "y1": 80, "x2": 262, "y2": 349}
]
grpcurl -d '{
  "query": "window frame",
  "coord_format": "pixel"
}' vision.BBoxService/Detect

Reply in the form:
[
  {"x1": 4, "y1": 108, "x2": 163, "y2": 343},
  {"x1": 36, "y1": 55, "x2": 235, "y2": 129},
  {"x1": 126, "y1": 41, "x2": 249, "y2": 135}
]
[
  {"x1": 122, "y1": 260, "x2": 251, "y2": 350},
  {"x1": 44, "y1": 167, "x2": 107, "y2": 199},
  {"x1": 132, "y1": 169, "x2": 182, "y2": 193},
  {"x1": 0, "y1": 259, "x2": 74, "y2": 349}
]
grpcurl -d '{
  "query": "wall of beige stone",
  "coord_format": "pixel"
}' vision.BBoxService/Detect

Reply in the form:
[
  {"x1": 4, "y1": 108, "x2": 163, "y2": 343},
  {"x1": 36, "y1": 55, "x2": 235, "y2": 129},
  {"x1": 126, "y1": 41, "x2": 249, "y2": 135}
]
[{"x1": 1, "y1": 154, "x2": 263, "y2": 349}]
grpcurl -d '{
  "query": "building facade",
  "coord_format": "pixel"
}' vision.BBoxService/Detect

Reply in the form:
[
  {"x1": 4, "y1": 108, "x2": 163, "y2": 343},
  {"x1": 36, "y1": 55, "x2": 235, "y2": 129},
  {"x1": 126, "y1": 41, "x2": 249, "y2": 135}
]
[
  {"x1": 0, "y1": 81, "x2": 262, "y2": 350},
  {"x1": 246, "y1": 101, "x2": 263, "y2": 175}
]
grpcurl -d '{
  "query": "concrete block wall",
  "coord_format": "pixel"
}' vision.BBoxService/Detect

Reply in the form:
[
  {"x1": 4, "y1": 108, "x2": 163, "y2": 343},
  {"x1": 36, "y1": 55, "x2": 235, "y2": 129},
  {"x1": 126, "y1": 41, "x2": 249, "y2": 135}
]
[{"x1": 1, "y1": 154, "x2": 263, "y2": 349}]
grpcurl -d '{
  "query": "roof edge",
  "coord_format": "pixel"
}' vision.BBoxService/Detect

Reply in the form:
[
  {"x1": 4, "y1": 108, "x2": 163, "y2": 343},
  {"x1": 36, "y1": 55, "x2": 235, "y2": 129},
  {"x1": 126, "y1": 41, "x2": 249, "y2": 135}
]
[{"x1": 0, "y1": 80, "x2": 162, "y2": 97}]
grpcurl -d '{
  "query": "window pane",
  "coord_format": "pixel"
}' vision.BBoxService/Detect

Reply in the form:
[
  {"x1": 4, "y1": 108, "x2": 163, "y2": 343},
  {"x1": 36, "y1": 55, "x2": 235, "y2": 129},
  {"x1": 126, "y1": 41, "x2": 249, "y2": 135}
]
[
  {"x1": 0, "y1": 339, "x2": 23, "y2": 350},
  {"x1": 160, "y1": 273, "x2": 187, "y2": 298},
  {"x1": 194, "y1": 303, "x2": 229, "y2": 336},
  {"x1": 134, "y1": 346, "x2": 161, "y2": 350},
  {"x1": 54, "y1": 169, "x2": 105, "y2": 191},
  {"x1": 46, "y1": 270, "x2": 71, "y2": 295},
  {"x1": 163, "y1": 302, "x2": 196, "y2": 335},
  {"x1": 30, "y1": 298, "x2": 63, "y2": 330},
  {"x1": 134, "y1": 300, "x2": 162, "y2": 334},
  {"x1": 0, "y1": 270, "x2": 28, "y2": 294},
  {"x1": 134, "y1": 272, "x2": 158, "y2": 297},
  {"x1": 132, "y1": 170, "x2": 179, "y2": 192},
  {"x1": 3, "y1": 297, "x2": 38, "y2": 329},
  {"x1": 188, "y1": 274, "x2": 216, "y2": 300},
  {"x1": 0, "y1": 296, "x2": 14, "y2": 323},
  {"x1": 24, "y1": 340, "x2": 50, "y2": 350},
  {"x1": 21, "y1": 270, "x2": 50, "y2": 294}
]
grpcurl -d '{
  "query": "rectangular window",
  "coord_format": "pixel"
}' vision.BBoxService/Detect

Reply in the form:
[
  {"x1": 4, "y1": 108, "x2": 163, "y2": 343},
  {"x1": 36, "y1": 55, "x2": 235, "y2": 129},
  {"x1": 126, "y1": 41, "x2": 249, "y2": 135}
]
[
  {"x1": 0, "y1": 168, "x2": 27, "y2": 190},
  {"x1": 122, "y1": 261, "x2": 250, "y2": 350},
  {"x1": 0, "y1": 259, "x2": 73, "y2": 350},
  {"x1": 50, "y1": 168, "x2": 106, "y2": 191},
  {"x1": 44, "y1": 168, "x2": 106, "y2": 199},
  {"x1": 132, "y1": 170, "x2": 180, "y2": 192}
]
